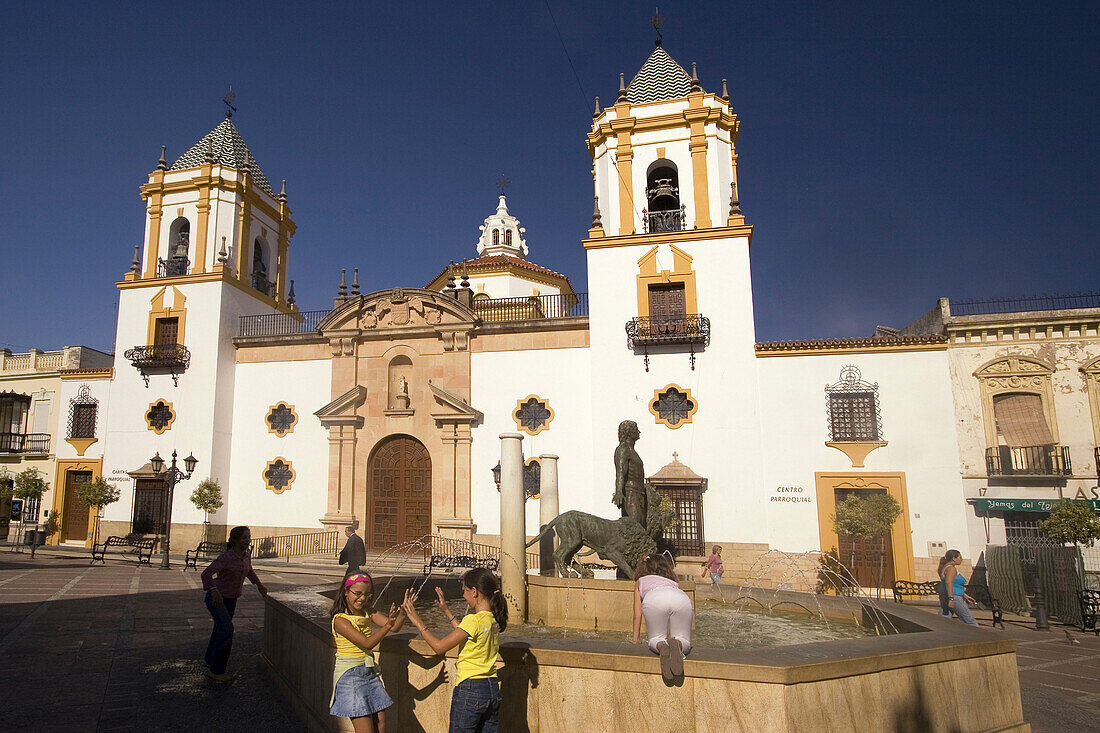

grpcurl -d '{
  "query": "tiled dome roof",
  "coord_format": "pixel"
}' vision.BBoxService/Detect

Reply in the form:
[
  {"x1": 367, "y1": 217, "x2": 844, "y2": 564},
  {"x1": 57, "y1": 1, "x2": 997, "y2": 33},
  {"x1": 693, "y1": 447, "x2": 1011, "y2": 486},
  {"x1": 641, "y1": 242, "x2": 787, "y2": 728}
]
[
  {"x1": 626, "y1": 47, "x2": 693, "y2": 103},
  {"x1": 169, "y1": 117, "x2": 275, "y2": 197}
]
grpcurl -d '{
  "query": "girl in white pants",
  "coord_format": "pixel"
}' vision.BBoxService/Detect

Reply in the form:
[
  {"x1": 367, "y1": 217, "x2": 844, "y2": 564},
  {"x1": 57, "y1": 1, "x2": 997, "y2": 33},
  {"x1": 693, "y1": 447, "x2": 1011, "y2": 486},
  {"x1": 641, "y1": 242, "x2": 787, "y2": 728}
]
[{"x1": 632, "y1": 554, "x2": 694, "y2": 681}]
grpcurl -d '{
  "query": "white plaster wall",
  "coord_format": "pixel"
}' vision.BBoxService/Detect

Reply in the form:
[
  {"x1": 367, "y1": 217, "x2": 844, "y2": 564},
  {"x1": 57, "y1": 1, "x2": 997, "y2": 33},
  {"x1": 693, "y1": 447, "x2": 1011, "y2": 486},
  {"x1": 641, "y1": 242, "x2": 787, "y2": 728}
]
[
  {"x1": 468, "y1": 273, "x2": 563, "y2": 299},
  {"x1": 757, "y1": 350, "x2": 969, "y2": 557},
  {"x1": 227, "y1": 359, "x2": 331, "y2": 528},
  {"x1": 55, "y1": 378, "x2": 113, "y2": 462},
  {"x1": 470, "y1": 347, "x2": 593, "y2": 535}
]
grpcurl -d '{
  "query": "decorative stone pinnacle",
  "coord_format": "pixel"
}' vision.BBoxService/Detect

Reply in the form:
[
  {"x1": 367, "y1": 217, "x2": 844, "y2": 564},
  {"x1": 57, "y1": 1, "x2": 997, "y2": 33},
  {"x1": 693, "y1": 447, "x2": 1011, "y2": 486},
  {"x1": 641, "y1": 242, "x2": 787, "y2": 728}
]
[
  {"x1": 459, "y1": 261, "x2": 470, "y2": 290},
  {"x1": 591, "y1": 195, "x2": 603, "y2": 229},
  {"x1": 617, "y1": 73, "x2": 627, "y2": 102},
  {"x1": 130, "y1": 245, "x2": 141, "y2": 274},
  {"x1": 729, "y1": 181, "x2": 742, "y2": 217},
  {"x1": 721, "y1": 78, "x2": 729, "y2": 101},
  {"x1": 672, "y1": 451, "x2": 679, "y2": 460},
  {"x1": 217, "y1": 236, "x2": 228, "y2": 265},
  {"x1": 690, "y1": 63, "x2": 701, "y2": 92},
  {"x1": 287, "y1": 279, "x2": 296, "y2": 306},
  {"x1": 157, "y1": 145, "x2": 167, "y2": 171},
  {"x1": 338, "y1": 269, "x2": 348, "y2": 297},
  {"x1": 445, "y1": 261, "x2": 457, "y2": 290},
  {"x1": 278, "y1": 180, "x2": 287, "y2": 204},
  {"x1": 205, "y1": 138, "x2": 214, "y2": 164},
  {"x1": 593, "y1": 96, "x2": 601, "y2": 116},
  {"x1": 351, "y1": 268, "x2": 360, "y2": 296}
]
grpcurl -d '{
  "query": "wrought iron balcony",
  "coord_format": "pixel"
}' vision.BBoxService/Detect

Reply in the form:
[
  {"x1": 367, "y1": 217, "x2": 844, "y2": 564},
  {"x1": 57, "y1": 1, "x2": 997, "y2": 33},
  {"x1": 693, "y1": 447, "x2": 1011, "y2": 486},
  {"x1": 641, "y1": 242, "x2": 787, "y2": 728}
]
[
  {"x1": 123, "y1": 344, "x2": 191, "y2": 387},
  {"x1": 626, "y1": 314, "x2": 711, "y2": 370},
  {"x1": 0, "y1": 433, "x2": 50, "y2": 454},
  {"x1": 252, "y1": 273, "x2": 276, "y2": 298},
  {"x1": 158, "y1": 256, "x2": 190, "y2": 277},
  {"x1": 985, "y1": 445, "x2": 1072, "y2": 477},
  {"x1": 642, "y1": 206, "x2": 686, "y2": 233}
]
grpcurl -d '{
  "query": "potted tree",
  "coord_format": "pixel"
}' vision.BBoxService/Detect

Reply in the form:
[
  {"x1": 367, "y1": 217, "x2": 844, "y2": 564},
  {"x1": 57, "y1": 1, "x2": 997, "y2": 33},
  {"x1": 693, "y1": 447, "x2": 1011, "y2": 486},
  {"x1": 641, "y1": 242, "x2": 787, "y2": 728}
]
[
  {"x1": 189, "y1": 478, "x2": 224, "y2": 546},
  {"x1": 12, "y1": 468, "x2": 49, "y2": 556},
  {"x1": 75, "y1": 476, "x2": 121, "y2": 548},
  {"x1": 832, "y1": 492, "x2": 902, "y2": 599}
]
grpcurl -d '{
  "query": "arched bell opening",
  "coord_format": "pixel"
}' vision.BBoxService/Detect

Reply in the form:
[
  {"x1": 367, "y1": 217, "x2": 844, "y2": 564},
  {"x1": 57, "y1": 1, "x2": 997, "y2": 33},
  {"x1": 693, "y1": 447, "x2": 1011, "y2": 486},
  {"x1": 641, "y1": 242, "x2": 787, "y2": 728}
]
[
  {"x1": 645, "y1": 159, "x2": 684, "y2": 233},
  {"x1": 163, "y1": 217, "x2": 191, "y2": 276}
]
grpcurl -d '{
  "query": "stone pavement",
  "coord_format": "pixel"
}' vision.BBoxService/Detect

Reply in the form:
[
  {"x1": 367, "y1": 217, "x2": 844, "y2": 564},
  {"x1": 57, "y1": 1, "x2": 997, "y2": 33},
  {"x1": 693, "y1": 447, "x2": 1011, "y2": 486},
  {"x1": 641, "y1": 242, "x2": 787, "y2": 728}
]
[
  {"x1": 0, "y1": 549, "x2": 335, "y2": 732},
  {"x1": 2, "y1": 549, "x2": 1100, "y2": 732}
]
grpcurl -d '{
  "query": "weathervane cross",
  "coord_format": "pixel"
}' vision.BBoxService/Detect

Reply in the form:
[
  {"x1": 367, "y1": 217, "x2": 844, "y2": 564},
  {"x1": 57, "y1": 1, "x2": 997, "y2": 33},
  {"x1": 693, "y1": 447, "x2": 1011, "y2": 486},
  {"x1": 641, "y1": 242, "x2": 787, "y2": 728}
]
[
  {"x1": 497, "y1": 174, "x2": 511, "y2": 196},
  {"x1": 223, "y1": 88, "x2": 237, "y2": 118}
]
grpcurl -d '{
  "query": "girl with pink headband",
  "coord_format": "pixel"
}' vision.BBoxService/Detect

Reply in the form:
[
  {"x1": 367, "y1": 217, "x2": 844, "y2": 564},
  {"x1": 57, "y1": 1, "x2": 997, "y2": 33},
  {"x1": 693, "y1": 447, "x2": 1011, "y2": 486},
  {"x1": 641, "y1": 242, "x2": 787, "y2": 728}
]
[{"x1": 329, "y1": 571, "x2": 406, "y2": 732}]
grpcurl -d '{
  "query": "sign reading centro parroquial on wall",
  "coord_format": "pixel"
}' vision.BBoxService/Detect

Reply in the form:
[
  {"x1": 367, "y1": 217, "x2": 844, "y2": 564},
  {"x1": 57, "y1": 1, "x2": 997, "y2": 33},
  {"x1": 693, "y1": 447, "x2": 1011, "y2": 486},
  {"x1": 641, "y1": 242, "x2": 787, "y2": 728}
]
[
  {"x1": 771, "y1": 486, "x2": 811, "y2": 505},
  {"x1": 968, "y1": 496, "x2": 1100, "y2": 512}
]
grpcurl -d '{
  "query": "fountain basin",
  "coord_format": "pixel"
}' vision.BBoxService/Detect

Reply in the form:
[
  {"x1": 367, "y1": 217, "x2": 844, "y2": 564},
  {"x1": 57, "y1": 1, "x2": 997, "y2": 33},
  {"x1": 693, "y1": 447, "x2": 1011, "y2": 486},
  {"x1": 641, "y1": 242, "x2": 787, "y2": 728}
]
[
  {"x1": 526, "y1": 573, "x2": 696, "y2": 632},
  {"x1": 261, "y1": 581, "x2": 1030, "y2": 732}
]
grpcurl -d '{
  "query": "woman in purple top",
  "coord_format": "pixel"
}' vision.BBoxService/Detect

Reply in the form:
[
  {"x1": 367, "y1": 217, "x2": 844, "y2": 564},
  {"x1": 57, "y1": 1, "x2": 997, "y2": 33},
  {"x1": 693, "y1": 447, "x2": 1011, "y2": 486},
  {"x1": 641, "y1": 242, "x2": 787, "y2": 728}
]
[
  {"x1": 200, "y1": 525, "x2": 267, "y2": 682},
  {"x1": 702, "y1": 545, "x2": 724, "y2": 598},
  {"x1": 631, "y1": 554, "x2": 693, "y2": 682}
]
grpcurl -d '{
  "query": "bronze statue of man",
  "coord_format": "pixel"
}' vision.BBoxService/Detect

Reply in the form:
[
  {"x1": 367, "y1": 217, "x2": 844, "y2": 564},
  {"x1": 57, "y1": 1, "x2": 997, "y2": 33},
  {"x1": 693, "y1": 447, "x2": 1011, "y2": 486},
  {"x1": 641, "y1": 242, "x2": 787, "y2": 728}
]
[{"x1": 612, "y1": 420, "x2": 647, "y2": 526}]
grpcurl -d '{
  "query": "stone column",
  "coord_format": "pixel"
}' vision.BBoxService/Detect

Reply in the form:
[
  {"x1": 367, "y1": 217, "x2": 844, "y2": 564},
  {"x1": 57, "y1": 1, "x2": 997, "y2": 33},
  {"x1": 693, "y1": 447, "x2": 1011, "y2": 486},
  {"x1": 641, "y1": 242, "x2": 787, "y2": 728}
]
[
  {"x1": 499, "y1": 433, "x2": 526, "y2": 621},
  {"x1": 538, "y1": 454, "x2": 559, "y2": 575}
]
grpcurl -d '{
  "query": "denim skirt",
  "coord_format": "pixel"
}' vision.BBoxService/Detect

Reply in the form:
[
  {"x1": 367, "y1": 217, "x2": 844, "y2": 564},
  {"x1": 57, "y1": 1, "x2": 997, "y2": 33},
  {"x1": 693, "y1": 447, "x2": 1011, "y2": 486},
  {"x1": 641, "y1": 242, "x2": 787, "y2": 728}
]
[{"x1": 330, "y1": 666, "x2": 393, "y2": 718}]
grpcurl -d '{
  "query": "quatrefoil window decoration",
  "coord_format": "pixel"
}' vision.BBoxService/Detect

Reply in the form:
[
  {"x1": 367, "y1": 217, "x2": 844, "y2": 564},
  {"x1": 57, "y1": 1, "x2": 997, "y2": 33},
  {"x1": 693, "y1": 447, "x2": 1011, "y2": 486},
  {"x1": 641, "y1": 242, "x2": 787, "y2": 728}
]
[
  {"x1": 263, "y1": 457, "x2": 295, "y2": 495},
  {"x1": 146, "y1": 400, "x2": 176, "y2": 435},
  {"x1": 650, "y1": 385, "x2": 698, "y2": 429},
  {"x1": 513, "y1": 396, "x2": 554, "y2": 436},
  {"x1": 266, "y1": 402, "x2": 298, "y2": 437}
]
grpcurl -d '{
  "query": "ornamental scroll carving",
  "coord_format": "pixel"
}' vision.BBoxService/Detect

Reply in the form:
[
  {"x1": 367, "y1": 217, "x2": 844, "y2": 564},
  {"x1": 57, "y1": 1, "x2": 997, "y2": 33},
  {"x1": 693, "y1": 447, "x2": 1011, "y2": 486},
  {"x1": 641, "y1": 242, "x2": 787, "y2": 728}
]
[{"x1": 358, "y1": 288, "x2": 443, "y2": 329}]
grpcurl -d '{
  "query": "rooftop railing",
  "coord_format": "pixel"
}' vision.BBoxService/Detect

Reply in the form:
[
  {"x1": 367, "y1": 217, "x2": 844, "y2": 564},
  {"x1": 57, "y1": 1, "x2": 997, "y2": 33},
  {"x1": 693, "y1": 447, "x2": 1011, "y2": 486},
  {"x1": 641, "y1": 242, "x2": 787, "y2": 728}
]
[
  {"x1": 238, "y1": 309, "x2": 331, "y2": 338},
  {"x1": 950, "y1": 293, "x2": 1100, "y2": 316}
]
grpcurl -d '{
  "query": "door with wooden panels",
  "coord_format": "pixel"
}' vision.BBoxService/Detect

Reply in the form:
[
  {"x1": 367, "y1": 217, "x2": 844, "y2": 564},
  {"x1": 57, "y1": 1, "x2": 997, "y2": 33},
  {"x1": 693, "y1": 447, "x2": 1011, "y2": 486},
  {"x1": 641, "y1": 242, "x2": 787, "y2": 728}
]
[
  {"x1": 61, "y1": 470, "x2": 92, "y2": 542},
  {"x1": 368, "y1": 436, "x2": 432, "y2": 551}
]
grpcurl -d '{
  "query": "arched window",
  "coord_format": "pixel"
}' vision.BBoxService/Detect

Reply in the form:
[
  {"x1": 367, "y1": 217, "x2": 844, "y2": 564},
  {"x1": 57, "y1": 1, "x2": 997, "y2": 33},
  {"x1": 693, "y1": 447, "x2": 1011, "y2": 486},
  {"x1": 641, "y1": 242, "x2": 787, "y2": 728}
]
[
  {"x1": 645, "y1": 159, "x2": 683, "y2": 233},
  {"x1": 492, "y1": 229, "x2": 500, "y2": 246},
  {"x1": 253, "y1": 239, "x2": 267, "y2": 278},
  {"x1": 163, "y1": 217, "x2": 190, "y2": 276},
  {"x1": 505, "y1": 230, "x2": 513, "y2": 245}
]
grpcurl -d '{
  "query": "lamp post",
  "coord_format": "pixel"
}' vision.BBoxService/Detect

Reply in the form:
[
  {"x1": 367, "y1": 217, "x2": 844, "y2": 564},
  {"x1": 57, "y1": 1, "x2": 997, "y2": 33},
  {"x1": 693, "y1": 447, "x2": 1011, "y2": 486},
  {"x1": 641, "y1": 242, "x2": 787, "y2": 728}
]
[{"x1": 151, "y1": 449, "x2": 197, "y2": 570}]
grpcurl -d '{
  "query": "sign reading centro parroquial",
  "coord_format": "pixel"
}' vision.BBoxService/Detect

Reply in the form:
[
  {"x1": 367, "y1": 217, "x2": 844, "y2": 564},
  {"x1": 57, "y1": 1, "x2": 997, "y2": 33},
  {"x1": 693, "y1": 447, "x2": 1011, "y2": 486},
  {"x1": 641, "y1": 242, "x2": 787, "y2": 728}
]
[{"x1": 968, "y1": 497, "x2": 1100, "y2": 512}]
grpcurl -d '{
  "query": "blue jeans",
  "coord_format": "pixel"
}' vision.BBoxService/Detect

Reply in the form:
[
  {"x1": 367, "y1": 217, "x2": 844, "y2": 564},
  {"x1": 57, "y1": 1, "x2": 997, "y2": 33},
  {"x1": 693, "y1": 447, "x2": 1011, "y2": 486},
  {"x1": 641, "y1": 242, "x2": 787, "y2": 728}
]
[
  {"x1": 449, "y1": 677, "x2": 500, "y2": 733},
  {"x1": 204, "y1": 592, "x2": 237, "y2": 674},
  {"x1": 950, "y1": 594, "x2": 980, "y2": 626}
]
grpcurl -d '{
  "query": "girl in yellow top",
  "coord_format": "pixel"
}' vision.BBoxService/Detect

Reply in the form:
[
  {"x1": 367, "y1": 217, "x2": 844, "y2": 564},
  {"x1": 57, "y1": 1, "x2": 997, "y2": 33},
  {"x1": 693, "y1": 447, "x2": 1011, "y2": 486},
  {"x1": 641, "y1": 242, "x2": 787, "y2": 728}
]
[
  {"x1": 330, "y1": 572, "x2": 406, "y2": 733},
  {"x1": 402, "y1": 568, "x2": 507, "y2": 733}
]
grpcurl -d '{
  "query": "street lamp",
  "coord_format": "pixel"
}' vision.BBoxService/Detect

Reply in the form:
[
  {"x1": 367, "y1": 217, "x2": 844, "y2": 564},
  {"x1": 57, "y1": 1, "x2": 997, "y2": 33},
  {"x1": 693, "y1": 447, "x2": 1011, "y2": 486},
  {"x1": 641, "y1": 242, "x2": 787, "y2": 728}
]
[{"x1": 151, "y1": 449, "x2": 197, "y2": 569}]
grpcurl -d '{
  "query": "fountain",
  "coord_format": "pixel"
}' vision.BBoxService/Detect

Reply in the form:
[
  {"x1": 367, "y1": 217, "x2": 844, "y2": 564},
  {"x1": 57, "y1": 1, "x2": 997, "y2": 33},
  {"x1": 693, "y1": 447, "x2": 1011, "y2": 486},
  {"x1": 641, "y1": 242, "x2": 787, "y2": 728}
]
[{"x1": 260, "y1": 426, "x2": 1031, "y2": 731}]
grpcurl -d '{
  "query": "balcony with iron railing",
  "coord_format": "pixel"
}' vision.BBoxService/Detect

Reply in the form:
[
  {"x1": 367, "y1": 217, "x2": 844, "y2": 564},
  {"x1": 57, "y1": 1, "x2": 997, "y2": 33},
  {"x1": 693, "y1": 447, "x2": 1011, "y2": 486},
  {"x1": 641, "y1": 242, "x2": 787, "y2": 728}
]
[
  {"x1": 642, "y1": 206, "x2": 686, "y2": 233},
  {"x1": 985, "y1": 445, "x2": 1072, "y2": 477},
  {"x1": 158, "y1": 257, "x2": 190, "y2": 278},
  {"x1": 252, "y1": 273, "x2": 276, "y2": 298},
  {"x1": 123, "y1": 344, "x2": 191, "y2": 386},
  {"x1": 626, "y1": 313, "x2": 711, "y2": 370},
  {"x1": 0, "y1": 433, "x2": 51, "y2": 455}
]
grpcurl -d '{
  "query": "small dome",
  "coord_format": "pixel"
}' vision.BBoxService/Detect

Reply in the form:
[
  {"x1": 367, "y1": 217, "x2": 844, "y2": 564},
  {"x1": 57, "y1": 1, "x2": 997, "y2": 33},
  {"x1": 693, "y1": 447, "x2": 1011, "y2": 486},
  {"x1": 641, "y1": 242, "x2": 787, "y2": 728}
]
[{"x1": 476, "y1": 195, "x2": 528, "y2": 258}]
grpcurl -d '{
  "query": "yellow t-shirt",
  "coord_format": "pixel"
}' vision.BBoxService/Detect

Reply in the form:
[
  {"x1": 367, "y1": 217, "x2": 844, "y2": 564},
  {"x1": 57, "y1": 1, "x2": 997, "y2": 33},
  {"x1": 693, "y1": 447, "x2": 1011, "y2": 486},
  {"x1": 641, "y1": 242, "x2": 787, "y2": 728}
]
[
  {"x1": 332, "y1": 612, "x2": 375, "y2": 663},
  {"x1": 455, "y1": 610, "x2": 499, "y2": 685}
]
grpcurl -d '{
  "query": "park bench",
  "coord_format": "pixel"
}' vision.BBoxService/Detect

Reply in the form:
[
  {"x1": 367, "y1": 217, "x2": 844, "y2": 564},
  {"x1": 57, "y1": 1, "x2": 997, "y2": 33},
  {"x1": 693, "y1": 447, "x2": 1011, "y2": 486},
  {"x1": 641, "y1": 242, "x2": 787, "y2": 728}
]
[
  {"x1": 892, "y1": 580, "x2": 940, "y2": 603},
  {"x1": 1080, "y1": 589, "x2": 1100, "y2": 634},
  {"x1": 964, "y1": 583, "x2": 1004, "y2": 628},
  {"x1": 185, "y1": 541, "x2": 224, "y2": 570},
  {"x1": 90, "y1": 534, "x2": 158, "y2": 565},
  {"x1": 423, "y1": 553, "x2": 499, "y2": 575}
]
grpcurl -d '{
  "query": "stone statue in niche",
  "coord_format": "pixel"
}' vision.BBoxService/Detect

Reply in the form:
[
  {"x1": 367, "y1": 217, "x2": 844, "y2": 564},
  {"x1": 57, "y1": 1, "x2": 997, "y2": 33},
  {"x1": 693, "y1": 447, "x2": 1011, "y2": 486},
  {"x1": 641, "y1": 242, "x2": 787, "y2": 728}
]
[
  {"x1": 394, "y1": 375, "x2": 410, "y2": 409},
  {"x1": 526, "y1": 420, "x2": 664, "y2": 579}
]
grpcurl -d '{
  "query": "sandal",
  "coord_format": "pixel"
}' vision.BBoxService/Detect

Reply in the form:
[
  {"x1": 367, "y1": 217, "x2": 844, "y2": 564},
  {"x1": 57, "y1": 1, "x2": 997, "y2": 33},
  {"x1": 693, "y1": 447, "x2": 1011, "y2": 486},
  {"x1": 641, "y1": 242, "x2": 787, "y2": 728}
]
[
  {"x1": 669, "y1": 638, "x2": 684, "y2": 677},
  {"x1": 658, "y1": 641, "x2": 674, "y2": 682}
]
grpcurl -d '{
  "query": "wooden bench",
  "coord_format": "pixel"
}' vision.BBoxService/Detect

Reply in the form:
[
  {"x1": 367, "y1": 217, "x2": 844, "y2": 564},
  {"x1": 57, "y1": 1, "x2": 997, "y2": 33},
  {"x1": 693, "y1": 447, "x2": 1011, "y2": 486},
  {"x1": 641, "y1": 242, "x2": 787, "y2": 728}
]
[
  {"x1": 1080, "y1": 589, "x2": 1100, "y2": 634},
  {"x1": 892, "y1": 580, "x2": 940, "y2": 603},
  {"x1": 185, "y1": 541, "x2": 224, "y2": 570},
  {"x1": 91, "y1": 534, "x2": 157, "y2": 565},
  {"x1": 423, "y1": 554, "x2": 499, "y2": 575}
]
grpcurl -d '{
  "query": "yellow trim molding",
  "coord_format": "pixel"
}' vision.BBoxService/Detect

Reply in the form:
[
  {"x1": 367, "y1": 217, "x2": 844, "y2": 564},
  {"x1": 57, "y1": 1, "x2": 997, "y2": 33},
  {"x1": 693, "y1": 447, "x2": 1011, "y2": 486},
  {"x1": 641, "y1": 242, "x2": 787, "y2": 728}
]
[
  {"x1": 814, "y1": 472, "x2": 915, "y2": 583},
  {"x1": 65, "y1": 438, "x2": 99, "y2": 457},
  {"x1": 582, "y1": 223, "x2": 753, "y2": 250},
  {"x1": 973, "y1": 355, "x2": 1058, "y2": 448},
  {"x1": 147, "y1": 287, "x2": 187, "y2": 347},
  {"x1": 51, "y1": 458, "x2": 103, "y2": 547},
  {"x1": 649, "y1": 384, "x2": 698, "y2": 429},
  {"x1": 513, "y1": 395, "x2": 554, "y2": 436},
  {"x1": 263, "y1": 457, "x2": 296, "y2": 495},
  {"x1": 266, "y1": 402, "x2": 299, "y2": 437},
  {"x1": 145, "y1": 399, "x2": 176, "y2": 434},
  {"x1": 825, "y1": 441, "x2": 888, "y2": 468},
  {"x1": 636, "y1": 245, "x2": 698, "y2": 318}
]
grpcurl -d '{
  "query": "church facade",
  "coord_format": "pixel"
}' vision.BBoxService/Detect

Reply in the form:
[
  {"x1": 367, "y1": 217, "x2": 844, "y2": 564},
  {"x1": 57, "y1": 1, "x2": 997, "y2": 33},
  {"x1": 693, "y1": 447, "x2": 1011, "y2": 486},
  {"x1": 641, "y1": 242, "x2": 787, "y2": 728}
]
[{"x1": 25, "y1": 41, "x2": 1094, "y2": 585}]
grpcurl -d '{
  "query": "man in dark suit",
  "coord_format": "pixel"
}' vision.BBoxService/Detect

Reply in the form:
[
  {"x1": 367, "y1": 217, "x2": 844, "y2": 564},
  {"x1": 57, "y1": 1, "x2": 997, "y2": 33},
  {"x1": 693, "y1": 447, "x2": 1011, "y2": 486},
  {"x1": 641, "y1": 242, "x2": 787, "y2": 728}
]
[{"x1": 338, "y1": 525, "x2": 366, "y2": 574}]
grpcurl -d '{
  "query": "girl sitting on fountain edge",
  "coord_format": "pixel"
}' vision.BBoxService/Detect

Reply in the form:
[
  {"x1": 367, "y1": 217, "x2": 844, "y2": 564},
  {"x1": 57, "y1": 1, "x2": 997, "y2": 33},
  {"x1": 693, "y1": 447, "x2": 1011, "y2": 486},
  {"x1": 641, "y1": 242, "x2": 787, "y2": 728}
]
[{"x1": 632, "y1": 554, "x2": 694, "y2": 682}]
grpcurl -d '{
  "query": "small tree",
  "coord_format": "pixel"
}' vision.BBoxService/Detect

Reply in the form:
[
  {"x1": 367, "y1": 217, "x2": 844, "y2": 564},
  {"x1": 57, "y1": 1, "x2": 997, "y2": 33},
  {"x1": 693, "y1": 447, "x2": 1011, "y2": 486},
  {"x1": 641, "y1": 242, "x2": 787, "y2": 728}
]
[
  {"x1": 75, "y1": 477, "x2": 121, "y2": 547},
  {"x1": 1041, "y1": 500, "x2": 1100, "y2": 581},
  {"x1": 832, "y1": 493, "x2": 902, "y2": 597},
  {"x1": 13, "y1": 468, "x2": 49, "y2": 557},
  {"x1": 189, "y1": 478, "x2": 223, "y2": 544}
]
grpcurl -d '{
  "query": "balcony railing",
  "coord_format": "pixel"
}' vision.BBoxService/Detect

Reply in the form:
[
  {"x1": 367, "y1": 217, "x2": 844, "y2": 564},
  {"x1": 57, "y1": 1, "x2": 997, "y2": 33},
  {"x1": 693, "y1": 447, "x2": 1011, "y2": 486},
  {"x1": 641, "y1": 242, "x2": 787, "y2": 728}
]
[
  {"x1": 950, "y1": 292, "x2": 1100, "y2": 316},
  {"x1": 626, "y1": 314, "x2": 711, "y2": 371},
  {"x1": 474, "y1": 293, "x2": 588, "y2": 322},
  {"x1": 1095, "y1": 446, "x2": 1100, "y2": 479},
  {"x1": 0, "y1": 433, "x2": 51, "y2": 454},
  {"x1": 238, "y1": 309, "x2": 331, "y2": 338},
  {"x1": 642, "y1": 206, "x2": 686, "y2": 233},
  {"x1": 123, "y1": 344, "x2": 191, "y2": 387},
  {"x1": 158, "y1": 257, "x2": 190, "y2": 278},
  {"x1": 985, "y1": 445, "x2": 1072, "y2": 476},
  {"x1": 252, "y1": 273, "x2": 276, "y2": 298}
]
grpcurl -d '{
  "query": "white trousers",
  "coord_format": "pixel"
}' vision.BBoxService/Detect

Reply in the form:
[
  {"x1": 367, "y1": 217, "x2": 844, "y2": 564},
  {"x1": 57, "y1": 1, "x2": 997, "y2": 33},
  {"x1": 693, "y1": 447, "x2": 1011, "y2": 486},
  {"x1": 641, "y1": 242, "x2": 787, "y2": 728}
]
[{"x1": 642, "y1": 585, "x2": 694, "y2": 655}]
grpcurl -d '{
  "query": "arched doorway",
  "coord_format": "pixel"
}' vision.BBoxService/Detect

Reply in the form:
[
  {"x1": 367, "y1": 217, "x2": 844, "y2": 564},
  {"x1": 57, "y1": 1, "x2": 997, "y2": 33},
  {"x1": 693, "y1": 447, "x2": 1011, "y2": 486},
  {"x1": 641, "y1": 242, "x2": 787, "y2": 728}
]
[{"x1": 368, "y1": 435, "x2": 431, "y2": 551}]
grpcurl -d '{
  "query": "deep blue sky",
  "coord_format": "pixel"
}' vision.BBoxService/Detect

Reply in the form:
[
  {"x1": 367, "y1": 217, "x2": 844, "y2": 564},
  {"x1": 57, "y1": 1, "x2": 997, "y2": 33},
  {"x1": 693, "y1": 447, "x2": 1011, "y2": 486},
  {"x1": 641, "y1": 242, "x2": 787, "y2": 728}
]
[{"x1": 2, "y1": 2, "x2": 1097, "y2": 353}]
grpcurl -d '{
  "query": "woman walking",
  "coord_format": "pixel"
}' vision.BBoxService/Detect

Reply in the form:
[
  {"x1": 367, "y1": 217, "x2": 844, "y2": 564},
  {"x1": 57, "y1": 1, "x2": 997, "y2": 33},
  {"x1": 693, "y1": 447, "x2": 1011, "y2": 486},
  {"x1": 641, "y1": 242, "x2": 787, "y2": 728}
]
[
  {"x1": 938, "y1": 549, "x2": 979, "y2": 627},
  {"x1": 201, "y1": 525, "x2": 267, "y2": 682}
]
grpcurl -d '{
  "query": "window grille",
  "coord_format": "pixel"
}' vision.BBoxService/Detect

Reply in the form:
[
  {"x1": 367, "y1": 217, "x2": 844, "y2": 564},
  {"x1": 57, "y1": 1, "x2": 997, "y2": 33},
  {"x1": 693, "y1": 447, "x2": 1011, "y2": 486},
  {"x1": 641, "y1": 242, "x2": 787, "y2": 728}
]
[
  {"x1": 68, "y1": 385, "x2": 98, "y2": 439},
  {"x1": 654, "y1": 486, "x2": 704, "y2": 556},
  {"x1": 825, "y1": 365, "x2": 882, "y2": 441}
]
